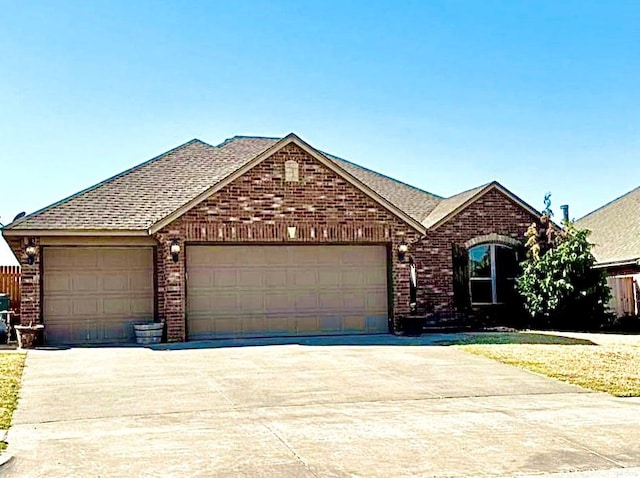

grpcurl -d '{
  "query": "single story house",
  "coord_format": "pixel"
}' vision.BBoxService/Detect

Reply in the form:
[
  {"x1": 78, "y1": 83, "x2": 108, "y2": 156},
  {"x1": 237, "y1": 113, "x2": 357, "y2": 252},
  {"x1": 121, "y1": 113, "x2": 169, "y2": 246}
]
[
  {"x1": 2, "y1": 134, "x2": 540, "y2": 345},
  {"x1": 575, "y1": 187, "x2": 640, "y2": 316}
]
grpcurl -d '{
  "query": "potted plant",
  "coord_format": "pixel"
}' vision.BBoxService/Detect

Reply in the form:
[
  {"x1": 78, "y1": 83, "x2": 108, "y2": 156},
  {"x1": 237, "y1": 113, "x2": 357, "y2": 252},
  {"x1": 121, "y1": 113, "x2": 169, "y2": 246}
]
[{"x1": 15, "y1": 321, "x2": 45, "y2": 349}]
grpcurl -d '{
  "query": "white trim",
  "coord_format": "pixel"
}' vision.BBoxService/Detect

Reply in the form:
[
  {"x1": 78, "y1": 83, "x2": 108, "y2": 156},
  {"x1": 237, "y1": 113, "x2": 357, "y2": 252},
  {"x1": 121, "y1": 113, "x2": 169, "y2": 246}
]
[
  {"x1": 2, "y1": 229, "x2": 149, "y2": 237},
  {"x1": 464, "y1": 233, "x2": 520, "y2": 249},
  {"x1": 148, "y1": 133, "x2": 426, "y2": 235}
]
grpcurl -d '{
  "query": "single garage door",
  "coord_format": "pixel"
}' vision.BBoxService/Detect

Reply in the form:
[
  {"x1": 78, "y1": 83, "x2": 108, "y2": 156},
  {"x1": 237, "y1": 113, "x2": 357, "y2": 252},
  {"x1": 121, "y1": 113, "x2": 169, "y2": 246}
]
[
  {"x1": 186, "y1": 245, "x2": 389, "y2": 340},
  {"x1": 43, "y1": 247, "x2": 154, "y2": 345}
]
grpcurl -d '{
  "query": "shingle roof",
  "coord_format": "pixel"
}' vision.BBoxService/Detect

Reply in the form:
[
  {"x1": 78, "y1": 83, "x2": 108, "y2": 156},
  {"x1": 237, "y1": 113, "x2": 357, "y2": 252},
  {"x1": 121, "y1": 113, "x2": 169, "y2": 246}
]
[
  {"x1": 421, "y1": 183, "x2": 490, "y2": 229},
  {"x1": 4, "y1": 134, "x2": 500, "y2": 233},
  {"x1": 575, "y1": 186, "x2": 640, "y2": 265},
  {"x1": 8, "y1": 137, "x2": 275, "y2": 230},
  {"x1": 321, "y1": 152, "x2": 442, "y2": 222}
]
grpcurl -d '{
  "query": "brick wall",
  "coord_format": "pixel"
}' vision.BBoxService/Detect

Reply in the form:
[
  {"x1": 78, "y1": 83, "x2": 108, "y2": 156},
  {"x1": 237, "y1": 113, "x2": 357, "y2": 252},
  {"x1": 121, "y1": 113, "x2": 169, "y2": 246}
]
[
  {"x1": 413, "y1": 188, "x2": 539, "y2": 313},
  {"x1": 155, "y1": 143, "x2": 420, "y2": 341},
  {"x1": 6, "y1": 237, "x2": 41, "y2": 325}
]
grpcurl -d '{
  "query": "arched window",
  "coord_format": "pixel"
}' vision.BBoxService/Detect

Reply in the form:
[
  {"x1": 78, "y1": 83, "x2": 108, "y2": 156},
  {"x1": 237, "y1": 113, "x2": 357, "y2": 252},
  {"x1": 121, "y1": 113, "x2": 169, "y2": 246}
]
[{"x1": 469, "y1": 244, "x2": 519, "y2": 304}]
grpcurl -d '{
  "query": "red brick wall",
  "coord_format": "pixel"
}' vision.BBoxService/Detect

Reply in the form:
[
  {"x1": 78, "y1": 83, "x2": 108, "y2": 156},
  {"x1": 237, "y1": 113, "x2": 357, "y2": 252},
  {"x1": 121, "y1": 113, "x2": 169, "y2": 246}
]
[
  {"x1": 413, "y1": 188, "x2": 539, "y2": 312},
  {"x1": 6, "y1": 237, "x2": 41, "y2": 325},
  {"x1": 155, "y1": 143, "x2": 420, "y2": 341}
]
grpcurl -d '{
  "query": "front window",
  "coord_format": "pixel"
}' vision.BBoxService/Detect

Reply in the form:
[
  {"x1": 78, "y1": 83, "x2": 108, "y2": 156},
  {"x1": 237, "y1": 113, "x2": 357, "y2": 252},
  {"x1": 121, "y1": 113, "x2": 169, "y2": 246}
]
[{"x1": 469, "y1": 244, "x2": 518, "y2": 304}]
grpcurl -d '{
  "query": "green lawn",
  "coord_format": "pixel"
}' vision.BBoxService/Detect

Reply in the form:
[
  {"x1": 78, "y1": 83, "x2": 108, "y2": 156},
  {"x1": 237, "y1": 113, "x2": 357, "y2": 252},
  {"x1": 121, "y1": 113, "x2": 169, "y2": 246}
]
[
  {"x1": 451, "y1": 332, "x2": 640, "y2": 397},
  {"x1": 0, "y1": 352, "x2": 25, "y2": 451}
]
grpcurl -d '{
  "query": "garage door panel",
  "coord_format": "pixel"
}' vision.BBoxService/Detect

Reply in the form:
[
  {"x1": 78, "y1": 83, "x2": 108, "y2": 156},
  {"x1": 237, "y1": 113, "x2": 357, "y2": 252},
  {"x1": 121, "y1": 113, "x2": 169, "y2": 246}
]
[
  {"x1": 186, "y1": 245, "x2": 388, "y2": 340},
  {"x1": 317, "y1": 268, "x2": 340, "y2": 286},
  {"x1": 265, "y1": 292, "x2": 292, "y2": 311},
  {"x1": 265, "y1": 247, "x2": 289, "y2": 264},
  {"x1": 45, "y1": 298, "x2": 70, "y2": 316},
  {"x1": 342, "y1": 269, "x2": 364, "y2": 285},
  {"x1": 43, "y1": 247, "x2": 153, "y2": 345},
  {"x1": 366, "y1": 315, "x2": 389, "y2": 332},
  {"x1": 343, "y1": 316, "x2": 366, "y2": 333},
  {"x1": 103, "y1": 298, "x2": 127, "y2": 315},
  {"x1": 71, "y1": 249, "x2": 100, "y2": 268},
  {"x1": 187, "y1": 293, "x2": 213, "y2": 313},
  {"x1": 238, "y1": 270, "x2": 263, "y2": 287},
  {"x1": 72, "y1": 298, "x2": 99, "y2": 316},
  {"x1": 44, "y1": 274, "x2": 71, "y2": 293},
  {"x1": 103, "y1": 274, "x2": 128, "y2": 291},
  {"x1": 72, "y1": 275, "x2": 98, "y2": 291},
  {"x1": 130, "y1": 271, "x2": 153, "y2": 291},
  {"x1": 209, "y1": 292, "x2": 239, "y2": 312},
  {"x1": 214, "y1": 271, "x2": 238, "y2": 287},
  {"x1": 240, "y1": 292, "x2": 265, "y2": 311},
  {"x1": 297, "y1": 316, "x2": 320, "y2": 333},
  {"x1": 292, "y1": 269, "x2": 318, "y2": 287},
  {"x1": 264, "y1": 269, "x2": 287, "y2": 287}
]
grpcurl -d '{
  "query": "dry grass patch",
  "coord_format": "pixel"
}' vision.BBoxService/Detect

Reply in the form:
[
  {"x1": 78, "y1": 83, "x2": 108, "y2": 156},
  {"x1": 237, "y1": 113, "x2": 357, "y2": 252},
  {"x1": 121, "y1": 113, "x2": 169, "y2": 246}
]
[
  {"x1": 0, "y1": 352, "x2": 25, "y2": 451},
  {"x1": 458, "y1": 337, "x2": 640, "y2": 397}
]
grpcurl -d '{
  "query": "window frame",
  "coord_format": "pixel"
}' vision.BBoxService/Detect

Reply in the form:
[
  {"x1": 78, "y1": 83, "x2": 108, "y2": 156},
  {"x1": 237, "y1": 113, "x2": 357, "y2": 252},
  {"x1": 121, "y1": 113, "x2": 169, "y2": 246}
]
[{"x1": 469, "y1": 243, "x2": 517, "y2": 305}]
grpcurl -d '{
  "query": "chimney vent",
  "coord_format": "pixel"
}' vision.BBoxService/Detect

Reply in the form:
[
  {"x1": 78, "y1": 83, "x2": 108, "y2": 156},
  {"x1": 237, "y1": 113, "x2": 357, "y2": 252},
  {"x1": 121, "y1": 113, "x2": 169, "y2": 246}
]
[{"x1": 560, "y1": 204, "x2": 569, "y2": 223}]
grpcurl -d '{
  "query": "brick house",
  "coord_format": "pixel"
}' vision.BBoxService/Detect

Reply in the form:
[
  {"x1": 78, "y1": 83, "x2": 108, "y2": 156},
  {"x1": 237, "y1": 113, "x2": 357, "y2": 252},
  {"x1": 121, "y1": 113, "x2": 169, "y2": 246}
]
[{"x1": 2, "y1": 134, "x2": 540, "y2": 345}]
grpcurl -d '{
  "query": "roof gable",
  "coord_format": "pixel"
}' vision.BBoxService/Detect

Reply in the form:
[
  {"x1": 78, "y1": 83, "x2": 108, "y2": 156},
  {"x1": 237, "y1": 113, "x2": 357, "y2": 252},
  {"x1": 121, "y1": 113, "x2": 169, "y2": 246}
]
[
  {"x1": 422, "y1": 181, "x2": 541, "y2": 230},
  {"x1": 149, "y1": 134, "x2": 428, "y2": 234},
  {"x1": 575, "y1": 186, "x2": 640, "y2": 265}
]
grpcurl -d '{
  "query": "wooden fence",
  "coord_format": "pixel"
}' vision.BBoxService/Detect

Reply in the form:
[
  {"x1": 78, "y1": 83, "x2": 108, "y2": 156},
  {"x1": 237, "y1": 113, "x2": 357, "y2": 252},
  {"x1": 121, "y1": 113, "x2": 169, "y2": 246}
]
[
  {"x1": 0, "y1": 265, "x2": 21, "y2": 310},
  {"x1": 607, "y1": 276, "x2": 638, "y2": 317}
]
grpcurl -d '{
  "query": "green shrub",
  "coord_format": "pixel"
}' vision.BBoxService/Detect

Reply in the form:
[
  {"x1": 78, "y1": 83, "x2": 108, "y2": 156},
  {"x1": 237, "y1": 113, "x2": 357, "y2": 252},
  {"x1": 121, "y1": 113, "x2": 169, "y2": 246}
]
[{"x1": 516, "y1": 197, "x2": 611, "y2": 331}]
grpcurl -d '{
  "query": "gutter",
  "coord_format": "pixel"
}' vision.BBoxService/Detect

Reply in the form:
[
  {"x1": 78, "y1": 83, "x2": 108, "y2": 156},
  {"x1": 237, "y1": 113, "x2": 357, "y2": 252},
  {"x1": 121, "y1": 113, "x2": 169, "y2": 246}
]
[{"x1": 593, "y1": 258, "x2": 640, "y2": 269}]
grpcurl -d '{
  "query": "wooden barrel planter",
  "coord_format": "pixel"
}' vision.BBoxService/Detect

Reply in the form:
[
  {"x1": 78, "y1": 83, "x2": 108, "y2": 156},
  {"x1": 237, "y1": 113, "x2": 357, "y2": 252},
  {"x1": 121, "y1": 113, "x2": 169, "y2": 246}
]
[{"x1": 133, "y1": 322, "x2": 164, "y2": 345}]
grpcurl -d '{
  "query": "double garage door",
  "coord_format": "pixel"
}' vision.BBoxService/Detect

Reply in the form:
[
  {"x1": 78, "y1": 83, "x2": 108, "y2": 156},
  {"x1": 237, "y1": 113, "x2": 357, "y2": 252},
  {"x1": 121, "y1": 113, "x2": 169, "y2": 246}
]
[
  {"x1": 187, "y1": 245, "x2": 390, "y2": 340},
  {"x1": 42, "y1": 245, "x2": 389, "y2": 344},
  {"x1": 43, "y1": 247, "x2": 154, "y2": 345}
]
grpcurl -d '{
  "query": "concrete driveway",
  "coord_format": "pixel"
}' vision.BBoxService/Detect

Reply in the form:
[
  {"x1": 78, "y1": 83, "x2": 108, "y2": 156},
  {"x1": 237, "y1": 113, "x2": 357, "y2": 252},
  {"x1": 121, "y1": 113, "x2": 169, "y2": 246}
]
[{"x1": 3, "y1": 335, "x2": 640, "y2": 477}]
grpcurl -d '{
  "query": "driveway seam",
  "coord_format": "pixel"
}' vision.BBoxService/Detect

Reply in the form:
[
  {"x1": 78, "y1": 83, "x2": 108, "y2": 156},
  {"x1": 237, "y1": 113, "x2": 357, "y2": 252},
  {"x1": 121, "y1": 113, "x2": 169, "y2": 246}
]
[
  {"x1": 10, "y1": 391, "x2": 599, "y2": 427},
  {"x1": 260, "y1": 421, "x2": 318, "y2": 477}
]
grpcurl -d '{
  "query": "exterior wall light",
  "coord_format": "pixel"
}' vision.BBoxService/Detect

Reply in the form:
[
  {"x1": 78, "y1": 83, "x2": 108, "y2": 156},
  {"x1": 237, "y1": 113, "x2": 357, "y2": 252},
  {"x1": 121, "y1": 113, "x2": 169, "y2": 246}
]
[
  {"x1": 25, "y1": 239, "x2": 37, "y2": 265},
  {"x1": 170, "y1": 239, "x2": 181, "y2": 263},
  {"x1": 397, "y1": 241, "x2": 408, "y2": 262}
]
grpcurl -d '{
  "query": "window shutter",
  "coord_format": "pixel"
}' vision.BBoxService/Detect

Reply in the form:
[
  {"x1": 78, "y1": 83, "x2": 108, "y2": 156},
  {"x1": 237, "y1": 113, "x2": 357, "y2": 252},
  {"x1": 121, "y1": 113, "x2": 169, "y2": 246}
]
[{"x1": 452, "y1": 244, "x2": 471, "y2": 311}]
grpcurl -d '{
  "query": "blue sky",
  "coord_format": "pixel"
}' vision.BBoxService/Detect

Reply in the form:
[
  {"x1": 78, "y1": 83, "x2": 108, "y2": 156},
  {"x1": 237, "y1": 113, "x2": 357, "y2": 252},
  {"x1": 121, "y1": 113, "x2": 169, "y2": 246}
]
[{"x1": 1, "y1": 0, "x2": 639, "y2": 264}]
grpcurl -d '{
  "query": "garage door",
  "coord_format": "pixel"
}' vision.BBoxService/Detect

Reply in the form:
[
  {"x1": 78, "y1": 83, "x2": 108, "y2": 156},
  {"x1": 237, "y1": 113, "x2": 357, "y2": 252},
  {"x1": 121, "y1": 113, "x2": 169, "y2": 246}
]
[
  {"x1": 43, "y1": 247, "x2": 154, "y2": 345},
  {"x1": 186, "y1": 245, "x2": 389, "y2": 340}
]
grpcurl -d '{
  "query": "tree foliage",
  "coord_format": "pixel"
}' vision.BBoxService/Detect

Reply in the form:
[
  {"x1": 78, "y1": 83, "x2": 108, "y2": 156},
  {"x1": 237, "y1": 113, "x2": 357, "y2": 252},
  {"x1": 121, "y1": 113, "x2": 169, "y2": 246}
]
[{"x1": 516, "y1": 196, "x2": 611, "y2": 330}]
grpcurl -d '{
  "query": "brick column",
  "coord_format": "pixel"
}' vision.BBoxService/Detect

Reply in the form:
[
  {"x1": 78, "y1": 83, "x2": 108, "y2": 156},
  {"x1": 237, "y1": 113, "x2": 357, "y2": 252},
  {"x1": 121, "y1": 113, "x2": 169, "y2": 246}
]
[
  {"x1": 19, "y1": 237, "x2": 42, "y2": 325},
  {"x1": 392, "y1": 236, "x2": 412, "y2": 318},
  {"x1": 155, "y1": 234, "x2": 186, "y2": 342}
]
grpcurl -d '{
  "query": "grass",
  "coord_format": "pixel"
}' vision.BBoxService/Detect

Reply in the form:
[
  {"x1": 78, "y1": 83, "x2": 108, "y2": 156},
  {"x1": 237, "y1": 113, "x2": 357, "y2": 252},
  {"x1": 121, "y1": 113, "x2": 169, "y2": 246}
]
[
  {"x1": 453, "y1": 332, "x2": 640, "y2": 397},
  {"x1": 0, "y1": 352, "x2": 26, "y2": 452}
]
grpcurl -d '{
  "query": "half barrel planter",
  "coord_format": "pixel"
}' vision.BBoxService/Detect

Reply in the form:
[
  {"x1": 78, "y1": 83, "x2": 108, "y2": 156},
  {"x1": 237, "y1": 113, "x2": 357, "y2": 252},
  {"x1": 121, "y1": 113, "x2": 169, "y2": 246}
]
[{"x1": 133, "y1": 322, "x2": 164, "y2": 345}]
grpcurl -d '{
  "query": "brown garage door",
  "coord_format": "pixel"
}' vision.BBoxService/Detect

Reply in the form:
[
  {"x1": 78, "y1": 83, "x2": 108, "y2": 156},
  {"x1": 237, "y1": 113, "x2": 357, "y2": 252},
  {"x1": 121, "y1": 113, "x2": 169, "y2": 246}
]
[
  {"x1": 43, "y1": 247, "x2": 154, "y2": 345},
  {"x1": 186, "y1": 245, "x2": 389, "y2": 340}
]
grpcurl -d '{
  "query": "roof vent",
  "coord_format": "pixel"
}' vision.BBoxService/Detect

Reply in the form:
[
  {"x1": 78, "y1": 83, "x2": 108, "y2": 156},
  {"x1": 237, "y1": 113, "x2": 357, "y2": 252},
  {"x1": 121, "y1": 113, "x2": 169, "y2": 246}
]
[{"x1": 560, "y1": 205, "x2": 569, "y2": 223}]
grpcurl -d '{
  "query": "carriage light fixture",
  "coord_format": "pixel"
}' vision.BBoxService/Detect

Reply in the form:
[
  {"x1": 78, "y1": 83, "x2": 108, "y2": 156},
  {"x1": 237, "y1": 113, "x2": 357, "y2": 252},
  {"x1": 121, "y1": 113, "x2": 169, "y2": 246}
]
[
  {"x1": 25, "y1": 239, "x2": 37, "y2": 265},
  {"x1": 170, "y1": 240, "x2": 181, "y2": 263},
  {"x1": 397, "y1": 241, "x2": 408, "y2": 262}
]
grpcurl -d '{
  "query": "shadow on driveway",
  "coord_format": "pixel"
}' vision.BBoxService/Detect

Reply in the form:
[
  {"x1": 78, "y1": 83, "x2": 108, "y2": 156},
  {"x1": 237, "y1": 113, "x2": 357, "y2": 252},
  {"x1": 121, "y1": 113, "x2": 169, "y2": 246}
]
[{"x1": 147, "y1": 331, "x2": 597, "y2": 351}]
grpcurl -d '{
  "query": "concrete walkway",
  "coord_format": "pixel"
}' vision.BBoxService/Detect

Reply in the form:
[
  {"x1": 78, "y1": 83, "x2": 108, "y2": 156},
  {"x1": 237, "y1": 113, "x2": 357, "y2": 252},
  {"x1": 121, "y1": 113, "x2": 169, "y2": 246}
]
[{"x1": 3, "y1": 335, "x2": 640, "y2": 477}]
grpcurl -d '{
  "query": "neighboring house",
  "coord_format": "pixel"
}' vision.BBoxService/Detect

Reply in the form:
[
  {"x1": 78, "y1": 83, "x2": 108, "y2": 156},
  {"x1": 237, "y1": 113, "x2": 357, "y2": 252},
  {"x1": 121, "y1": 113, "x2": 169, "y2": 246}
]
[
  {"x1": 576, "y1": 187, "x2": 640, "y2": 317},
  {"x1": 1, "y1": 134, "x2": 540, "y2": 345}
]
